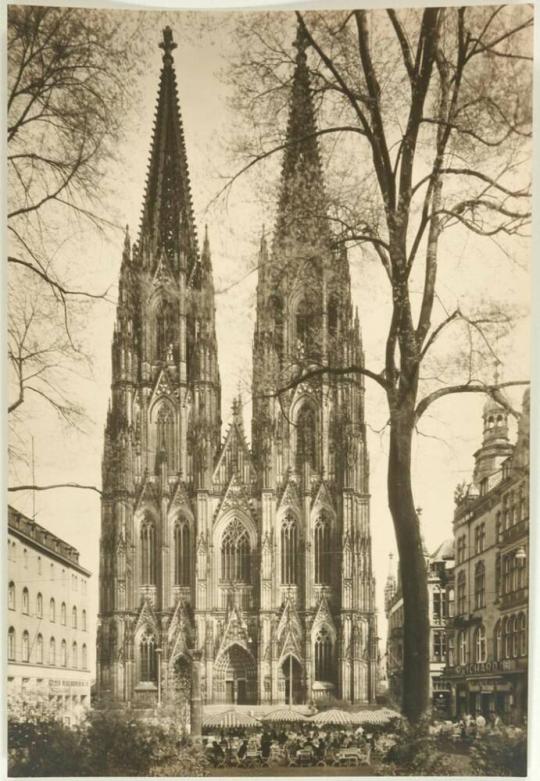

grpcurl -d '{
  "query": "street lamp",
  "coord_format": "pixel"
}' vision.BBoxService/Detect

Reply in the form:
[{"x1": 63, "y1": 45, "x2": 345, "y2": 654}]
[{"x1": 515, "y1": 546, "x2": 527, "y2": 564}]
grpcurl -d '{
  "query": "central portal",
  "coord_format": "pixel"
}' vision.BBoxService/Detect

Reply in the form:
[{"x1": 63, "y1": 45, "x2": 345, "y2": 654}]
[{"x1": 215, "y1": 644, "x2": 256, "y2": 704}]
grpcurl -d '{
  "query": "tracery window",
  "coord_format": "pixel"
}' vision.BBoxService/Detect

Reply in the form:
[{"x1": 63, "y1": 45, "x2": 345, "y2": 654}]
[
  {"x1": 141, "y1": 517, "x2": 156, "y2": 585},
  {"x1": 314, "y1": 513, "x2": 331, "y2": 585},
  {"x1": 156, "y1": 405, "x2": 174, "y2": 466},
  {"x1": 221, "y1": 519, "x2": 250, "y2": 583},
  {"x1": 139, "y1": 633, "x2": 157, "y2": 682},
  {"x1": 296, "y1": 405, "x2": 317, "y2": 472},
  {"x1": 281, "y1": 515, "x2": 298, "y2": 585},
  {"x1": 296, "y1": 297, "x2": 320, "y2": 358},
  {"x1": 174, "y1": 518, "x2": 191, "y2": 586},
  {"x1": 457, "y1": 571, "x2": 466, "y2": 615},
  {"x1": 314, "y1": 627, "x2": 333, "y2": 681},
  {"x1": 474, "y1": 561, "x2": 485, "y2": 609}
]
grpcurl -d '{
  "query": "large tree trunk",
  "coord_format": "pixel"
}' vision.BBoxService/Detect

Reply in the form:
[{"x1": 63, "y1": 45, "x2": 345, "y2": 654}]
[{"x1": 387, "y1": 405, "x2": 430, "y2": 724}]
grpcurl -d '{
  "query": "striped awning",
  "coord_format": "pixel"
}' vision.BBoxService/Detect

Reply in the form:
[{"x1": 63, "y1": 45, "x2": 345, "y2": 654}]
[
  {"x1": 350, "y1": 708, "x2": 402, "y2": 725},
  {"x1": 310, "y1": 708, "x2": 355, "y2": 726},
  {"x1": 202, "y1": 710, "x2": 261, "y2": 729},
  {"x1": 262, "y1": 708, "x2": 310, "y2": 724}
]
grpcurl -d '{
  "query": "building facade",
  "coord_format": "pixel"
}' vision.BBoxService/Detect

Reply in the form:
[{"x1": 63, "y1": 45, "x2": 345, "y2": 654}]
[
  {"x1": 7, "y1": 507, "x2": 92, "y2": 725},
  {"x1": 96, "y1": 26, "x2": 378, "y2": 716},
  {"x1": 443, "y1": 390, "x2": 529, "y2": 723},
  {"x1": 384, "y1": 539, "x2": 455, "y2": 716}
]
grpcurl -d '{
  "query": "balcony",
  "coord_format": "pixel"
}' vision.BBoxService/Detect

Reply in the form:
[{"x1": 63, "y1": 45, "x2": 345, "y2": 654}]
[
  {"x1": 498, "y1": 519, "x2": 529, "y2": 547},
  {"x1": 500, "y1": 587, "x2": 528, "y2": 610},
  {"x1": 450, "y1": 613, "x2": 482, "y2": 629}
]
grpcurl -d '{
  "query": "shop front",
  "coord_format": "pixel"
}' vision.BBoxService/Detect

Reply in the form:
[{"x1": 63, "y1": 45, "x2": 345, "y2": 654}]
[{"x1": 442, "y1": 659, "x2": 527, "y2": 724}]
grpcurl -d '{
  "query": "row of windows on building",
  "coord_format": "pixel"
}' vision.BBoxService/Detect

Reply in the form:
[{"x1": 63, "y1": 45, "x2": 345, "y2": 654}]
[
  {"x1": 453, "y1": 614, "x2": 527, "y2": 665},
  {"x1": 8, "y1": 628, "x2": 89, "y2": 669},
  {"x1": 8, "y1": 584, "x2": 87, "y2": 629},
  {"x1": 139, "y1": 514, "x2": 335, "y2": 587},
  {"x1": 455, "y1": 552, "x2": 526, "y2": 615},
  {"x1": 7, "y1": 543, "x2": 87, "y2": 593}
]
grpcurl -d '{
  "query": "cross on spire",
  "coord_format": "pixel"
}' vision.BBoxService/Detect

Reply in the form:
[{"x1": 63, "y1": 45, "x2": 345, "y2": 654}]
[{"x1": 159, "y1": 26, "x2": 178, "y2": 61}]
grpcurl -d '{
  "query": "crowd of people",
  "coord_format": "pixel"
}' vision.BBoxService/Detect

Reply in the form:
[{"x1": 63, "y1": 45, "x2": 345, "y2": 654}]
[
  {"x1": 202, "y1": 722, "x2": 374, "y2": 767},
  {"x1": 430, "y1": 711, "x2": 526, "y2": 742}
]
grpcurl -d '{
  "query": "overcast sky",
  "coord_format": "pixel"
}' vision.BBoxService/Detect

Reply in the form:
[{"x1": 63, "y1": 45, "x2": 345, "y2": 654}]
[{"x1": 8, "y1": 9, "x2": 531, "y2": 666}]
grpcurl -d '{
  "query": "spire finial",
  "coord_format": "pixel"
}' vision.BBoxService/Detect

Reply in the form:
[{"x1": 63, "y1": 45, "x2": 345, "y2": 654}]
[{"x1": 159, "y1": 26, "x2": 177, "y2": 62}]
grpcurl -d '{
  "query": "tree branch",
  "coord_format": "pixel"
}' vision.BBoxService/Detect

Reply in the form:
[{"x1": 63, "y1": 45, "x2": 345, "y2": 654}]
[
  {"x1": 415, "y1": 380, "x2": 530, "y2": 422},
  {"x1": 8, "y1": 483, "x2": 102, "y2": 495}
]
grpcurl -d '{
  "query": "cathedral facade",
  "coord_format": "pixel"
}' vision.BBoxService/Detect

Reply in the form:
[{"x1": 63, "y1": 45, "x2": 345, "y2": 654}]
[{"x1": 97, "y1": 26, "x2": 377, "y2": 714}]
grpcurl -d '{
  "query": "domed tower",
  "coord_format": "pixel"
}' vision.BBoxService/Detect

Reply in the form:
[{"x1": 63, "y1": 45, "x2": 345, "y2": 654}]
[{"x1": 473, "y1": 394, "x2": 513, "y2": 486}]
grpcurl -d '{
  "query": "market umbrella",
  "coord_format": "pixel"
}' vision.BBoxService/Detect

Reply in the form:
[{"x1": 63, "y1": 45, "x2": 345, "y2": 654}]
[
  {"x1": 350, "y1": 709, "x2": 402, "y2": 725},
  {"x1": 310, "y1": 708, "x2": 355, "y2": 726},
  {"x1": 202, "y1": 709, "x2": 261, "y2": 730},
  {"x1": 262, "y1": 708, "x2": 310, "y2": 724}
]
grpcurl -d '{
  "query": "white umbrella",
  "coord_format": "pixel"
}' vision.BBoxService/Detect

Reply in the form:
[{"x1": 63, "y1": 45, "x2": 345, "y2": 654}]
[
  {"x1": 202, "y1": 709, "x2": 261, "y2": 729},
  {"x1": 310, "y1": 708, "x2": 354, "y2": 726},
  {"x1": 262, "y1": 708, "x2": 310, "y2": 724}
]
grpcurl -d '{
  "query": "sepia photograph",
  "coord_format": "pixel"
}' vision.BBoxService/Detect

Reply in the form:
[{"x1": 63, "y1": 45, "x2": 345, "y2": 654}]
[{"x1": 5, "y1": 1, "x2": 534, "y2": 777}]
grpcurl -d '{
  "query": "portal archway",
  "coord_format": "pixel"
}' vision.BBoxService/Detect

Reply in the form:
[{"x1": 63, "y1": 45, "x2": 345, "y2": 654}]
[{"x1": 214, "y1": 644, "x2": 256, "y2": 704}]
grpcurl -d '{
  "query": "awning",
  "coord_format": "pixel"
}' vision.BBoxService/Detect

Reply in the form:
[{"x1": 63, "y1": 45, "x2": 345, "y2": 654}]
[
  {"x1": 202, "y1": 710, "x2": 261, "y2": 729},
  {"x1": 350, "y1": 708, "x2": 402, "y2": 725},
  {"x1": 261, "y1": 708, "x2": 310, "y2": 724},
  {"x1": 310, "y1": 708, "x2": 354, "y2": 726}
]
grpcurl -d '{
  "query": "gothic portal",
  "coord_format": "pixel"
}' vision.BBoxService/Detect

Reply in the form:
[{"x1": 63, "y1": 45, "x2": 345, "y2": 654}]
[{"x1": 97, "y1": 26, "x2": 378, "y2": 713}]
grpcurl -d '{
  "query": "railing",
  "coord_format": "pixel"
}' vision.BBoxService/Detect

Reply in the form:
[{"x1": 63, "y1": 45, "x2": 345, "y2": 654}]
[
  {"x1": 498, "y1": 519, "x2": 529, "y2": 547},
  {"x1": 500, "y1": 587, "x2": 528, "y2": 610}
]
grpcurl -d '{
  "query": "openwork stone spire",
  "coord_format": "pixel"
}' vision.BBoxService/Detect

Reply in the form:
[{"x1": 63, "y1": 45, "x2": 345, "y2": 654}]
[
  {"x1": 140, "y1": 26, "x2": 198, "y2": 271},
  {"x1": 273, "y1": 24, "x2": 329, "y2": 252}
]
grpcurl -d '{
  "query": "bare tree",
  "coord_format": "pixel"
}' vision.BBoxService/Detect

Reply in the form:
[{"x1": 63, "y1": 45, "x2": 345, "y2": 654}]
[{"x1": 226, "y1": 6, "x2": 532, "y2": 722}]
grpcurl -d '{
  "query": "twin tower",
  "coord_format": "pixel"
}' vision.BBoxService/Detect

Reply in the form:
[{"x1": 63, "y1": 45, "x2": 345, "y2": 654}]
[{"x1": 97, "y1": 26, "x2": 377, "y2": 713}]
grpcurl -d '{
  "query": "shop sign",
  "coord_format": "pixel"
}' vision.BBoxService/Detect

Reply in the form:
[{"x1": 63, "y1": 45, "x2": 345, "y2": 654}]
[{"x1": 453, "y1": 661, "x2": 503, "y2": 676}]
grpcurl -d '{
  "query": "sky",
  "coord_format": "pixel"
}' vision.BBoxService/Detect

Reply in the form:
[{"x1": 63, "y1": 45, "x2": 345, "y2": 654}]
[{"x1": 8, "y1": 8, "x2": 531, "y2": 670}]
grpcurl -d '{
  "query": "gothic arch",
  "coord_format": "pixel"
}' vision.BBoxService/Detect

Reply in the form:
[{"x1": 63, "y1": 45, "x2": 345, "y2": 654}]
[
  {"x1": 148, "y1": 293, "x2": 178, "y2": 362},
  {"x1": 134, "y1": 510, "x2": 159, "y2": 588},
  {"x1": 291, "y1": 397, "x2": 319, "y2": 473},
  {"x1": 172, "y1": 514, "x2": 192, "y2": 587},
  {"x1": 150, "y1": 398, "x2": 176, "y2": 470},
  {"x1": 279, "y1": 511, "x2": 300, "y2": 586},
  {"x1": 214, "y1": 643, "x2": 257, "y2": 704}
]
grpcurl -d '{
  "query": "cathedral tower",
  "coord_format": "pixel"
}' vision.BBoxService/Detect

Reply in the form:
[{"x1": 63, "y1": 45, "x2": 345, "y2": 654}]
[
  {"x1": 97, "y1": 27, "x2": 220, "y2": 713},
  {"x1": 251, "y1": 27, "x2": 377, "y2": 704}
]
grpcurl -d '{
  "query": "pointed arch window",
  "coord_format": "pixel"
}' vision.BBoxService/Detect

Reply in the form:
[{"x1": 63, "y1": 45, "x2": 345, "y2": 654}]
[
  {"x1": 8, "y1": 627, "x2": 15, "y2": 661},
  {"x1": 296, "y1": 296, "x2": 321, "y2": 359},
  {"x1": 155, "y1": 299, "x2": 176, "y2": 361},
  {"x1": 72, "y1": 606, "x2": 78, "y2": 629},
  {"x1": 314, "y1": 626, "x2": 333, "y2": 681},
  {"x1": 269, "y1": 295, "x2": 284, "y2": 361},
  {"x1": 474, "y1": 561, "x2": 485, "y2": 609},
  {"x1": 221, "y1": 519, "x2": 250, "y2": 583},
  {"x1": 141, "y1": 517, "x2": 156, "y2": 585},
  {"x1": 22, "y1": 630, "x2": 30, "y2": 663},
  {"x1": 61, "y1": 639, "x2": 67, "y2": 668},
  {"x1": 281, "y1": 515, "x2": 298, "y2": 585},
  {"x1": 36, "y1": 592, "x2": 43, "y2": 618},
  {"x1": 139, "y1": 632, "x2": 157, "y2": 683},
  {"x1": 36, "y1": 634, "x2": 44, "y2": 664},
  {"x1": 49, "y1": 637, "x2": 56, "y2": 666},
  {"x1": 314, "y1": 513, "x2": 331, "y2": 585},
  {"x1": 8, "y1": 582, "x2": 15, "y2": 610},
  {"x1": 22, "y1": 587, "x2": 29, "y2": 615},
  {"x1": 296, "y1": 405, "x2": 317, "y2": 472},
  {"x1": 174, "y1": 518, "x2": 191, "y2": 586},
  {"x1": 72, "y1": 642, "x2": 78, "y2": 669},
  {"x1": 156, "y1": 405, "x2": 174, "y2": 466}
]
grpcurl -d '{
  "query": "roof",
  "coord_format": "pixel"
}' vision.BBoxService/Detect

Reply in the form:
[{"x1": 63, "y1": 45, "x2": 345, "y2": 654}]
[
  {"x1": 431, "y1": 538, "x2": 455, "y2": 561},
  {"x1": 8, "y1": 505, "x2": 91, "y2": 576}
]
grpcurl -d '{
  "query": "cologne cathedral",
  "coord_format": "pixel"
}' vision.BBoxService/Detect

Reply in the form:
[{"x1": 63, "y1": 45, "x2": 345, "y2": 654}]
[{"x1": 97, "y1": 26, "x2": 378, "y2": 715}]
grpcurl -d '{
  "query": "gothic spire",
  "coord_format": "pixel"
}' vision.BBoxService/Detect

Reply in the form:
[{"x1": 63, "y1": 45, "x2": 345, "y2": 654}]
[
  {"x1": 139, "y1": 26, "x2": 199, "y2": 271},
  {"x1": 273, "y1": 24, "x2": 329, "y2": 252}
]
